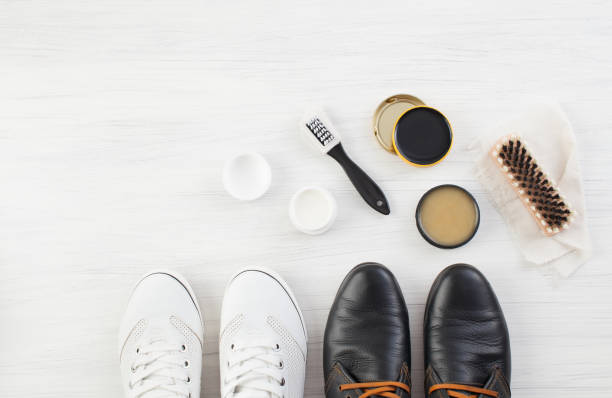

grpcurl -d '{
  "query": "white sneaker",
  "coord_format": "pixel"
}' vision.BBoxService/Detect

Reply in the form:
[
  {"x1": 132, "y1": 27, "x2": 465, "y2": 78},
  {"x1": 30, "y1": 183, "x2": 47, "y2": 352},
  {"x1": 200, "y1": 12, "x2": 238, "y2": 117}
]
[
  {"x1": 219, "y1": 267, "x2": 308, "y2": 398},
  {"x1": 119, "y1": 271, "x2": 204, "y2": 398}
]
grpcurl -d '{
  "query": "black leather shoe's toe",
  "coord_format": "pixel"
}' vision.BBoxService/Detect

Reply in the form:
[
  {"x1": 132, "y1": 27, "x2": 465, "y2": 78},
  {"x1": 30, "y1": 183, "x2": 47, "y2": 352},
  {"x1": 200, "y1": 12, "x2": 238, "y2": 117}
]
[
  {"x1": 324, "y1": 263, "x2": 411, "y2": 398},
  {"x1": 424, "y1": 264, "x2": 511, "y2": 398}
]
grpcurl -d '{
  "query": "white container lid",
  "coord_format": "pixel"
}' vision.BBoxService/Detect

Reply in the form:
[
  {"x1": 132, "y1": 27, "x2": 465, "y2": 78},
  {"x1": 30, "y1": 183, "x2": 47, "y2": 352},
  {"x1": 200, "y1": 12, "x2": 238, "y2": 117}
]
[
  {"x1": 289, "y1": 186, "x2": 337, "y2": 235},
  {"x1": 223, "y1": 151, "x2": 271, "y2": 201}
]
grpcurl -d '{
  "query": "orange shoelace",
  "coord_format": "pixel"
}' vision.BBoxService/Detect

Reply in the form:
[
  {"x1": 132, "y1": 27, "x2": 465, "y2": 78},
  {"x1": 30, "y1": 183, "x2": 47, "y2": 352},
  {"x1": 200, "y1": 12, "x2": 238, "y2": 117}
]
[
  {"x1": 340, "y1": 381, "x2": 411, "y2": 398},
  {"x1": 429, "y1": 383, "x2": 498, "y2": 398}
]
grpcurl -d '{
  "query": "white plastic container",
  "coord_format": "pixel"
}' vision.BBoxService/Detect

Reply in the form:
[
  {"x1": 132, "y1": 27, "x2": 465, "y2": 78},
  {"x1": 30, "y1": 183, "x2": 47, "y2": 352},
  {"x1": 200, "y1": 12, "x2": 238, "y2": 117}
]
[
  {"x1": 289, "y1": 186, "x2": 337, "y2": 235},
  {"x1": 223, "y1": 151, "x2": 271, "y2": 201}
]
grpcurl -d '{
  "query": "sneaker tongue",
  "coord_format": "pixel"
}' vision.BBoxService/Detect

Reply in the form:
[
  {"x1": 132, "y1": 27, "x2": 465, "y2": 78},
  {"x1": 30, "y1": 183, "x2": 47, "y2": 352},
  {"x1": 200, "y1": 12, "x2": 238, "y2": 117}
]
[
  {"x1": 233, "y1": 389, "x2": 272, "y2": 398},
  {"x1": 231, "y1": 333, "x2": 278, "y2": 398},
  {"x1": 137, "y1": 333, "x2": 184, "y2": 398},
  {"x1": 141, "y1": 391, "x2": 174, "y2": 398},
  {"x1": 232, "y1": 363, "x2": 275, "y2": 398}
]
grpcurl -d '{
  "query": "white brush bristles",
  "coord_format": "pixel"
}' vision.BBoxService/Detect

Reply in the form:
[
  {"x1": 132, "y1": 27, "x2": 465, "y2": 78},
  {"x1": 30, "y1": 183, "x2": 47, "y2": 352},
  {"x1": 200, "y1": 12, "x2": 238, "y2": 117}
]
[{"x1": 300, "y1": 110, "x2": 341, "y2": 154}]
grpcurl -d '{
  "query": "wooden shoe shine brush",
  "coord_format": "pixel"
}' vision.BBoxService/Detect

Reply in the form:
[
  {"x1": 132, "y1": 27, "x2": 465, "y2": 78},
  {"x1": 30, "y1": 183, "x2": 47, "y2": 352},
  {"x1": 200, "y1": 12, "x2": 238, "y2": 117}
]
[{"x1": 491, "y1": 135, "x2": 575, "y2": 236}]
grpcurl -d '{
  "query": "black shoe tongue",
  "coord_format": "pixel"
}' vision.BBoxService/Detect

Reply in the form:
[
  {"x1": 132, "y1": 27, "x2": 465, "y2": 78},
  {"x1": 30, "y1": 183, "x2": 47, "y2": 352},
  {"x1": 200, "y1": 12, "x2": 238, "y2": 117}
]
[
  {"x1": 325, "y1": 361, "x2": 410, "y2": 398},
  {"x1": 433, "y1": 368, "x2": 508, "y2": 398}
]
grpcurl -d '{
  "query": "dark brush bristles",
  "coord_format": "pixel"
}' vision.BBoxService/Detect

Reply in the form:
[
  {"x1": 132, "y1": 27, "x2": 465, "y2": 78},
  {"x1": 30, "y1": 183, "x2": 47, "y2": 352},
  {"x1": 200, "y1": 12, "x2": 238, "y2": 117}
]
[
  {"x1": 492, "y1": 135, "x2": 574, "y2": 235},
  {"x1": 305, "y1": 117, "x2": 335, "y2": 147}
]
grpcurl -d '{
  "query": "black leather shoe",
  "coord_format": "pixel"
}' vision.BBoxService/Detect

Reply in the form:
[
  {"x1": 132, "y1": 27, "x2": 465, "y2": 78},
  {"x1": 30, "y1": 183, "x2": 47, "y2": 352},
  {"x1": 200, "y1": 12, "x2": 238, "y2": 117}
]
[
  {"x1": 424, "y1": 264, "x2": 511, "y2": 398},
  {"x1": 324, "y1": 263, "x2": 411, "y2": 398}
]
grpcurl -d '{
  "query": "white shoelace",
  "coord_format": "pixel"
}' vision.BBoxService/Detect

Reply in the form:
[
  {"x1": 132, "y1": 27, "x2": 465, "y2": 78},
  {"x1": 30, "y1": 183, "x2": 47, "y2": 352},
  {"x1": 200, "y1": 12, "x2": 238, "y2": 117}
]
[
  {"x1": 129, "y1": 338, "x2": 191, "y2": 398},
  {"x1": 224, "y1": 339, "x2": 285, "y2": 398}
]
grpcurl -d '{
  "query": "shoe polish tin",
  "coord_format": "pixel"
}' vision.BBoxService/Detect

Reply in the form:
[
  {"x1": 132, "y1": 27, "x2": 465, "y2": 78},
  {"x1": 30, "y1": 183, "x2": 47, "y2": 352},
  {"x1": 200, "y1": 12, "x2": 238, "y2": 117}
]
[
  {"x1": 415, "y1": 184, "x2": 480, "y2": 249},
  {"x1": 373, "y1": 94, "x2": 453, "y2": 167}
]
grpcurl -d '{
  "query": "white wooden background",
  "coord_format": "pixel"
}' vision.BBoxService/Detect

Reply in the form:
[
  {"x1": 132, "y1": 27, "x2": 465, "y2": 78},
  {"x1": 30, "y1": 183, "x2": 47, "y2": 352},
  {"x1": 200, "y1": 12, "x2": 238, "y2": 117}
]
[{"x1": 1, "y1": 1, "x2": 611, "y2": 397}]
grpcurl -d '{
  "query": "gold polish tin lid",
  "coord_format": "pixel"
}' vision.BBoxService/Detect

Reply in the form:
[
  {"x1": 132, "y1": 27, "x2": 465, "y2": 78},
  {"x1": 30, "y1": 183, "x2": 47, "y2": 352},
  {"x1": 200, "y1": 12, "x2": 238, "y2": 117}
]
[{"x1": 373, "y1": 94, "x2": 426, "y2": 153}]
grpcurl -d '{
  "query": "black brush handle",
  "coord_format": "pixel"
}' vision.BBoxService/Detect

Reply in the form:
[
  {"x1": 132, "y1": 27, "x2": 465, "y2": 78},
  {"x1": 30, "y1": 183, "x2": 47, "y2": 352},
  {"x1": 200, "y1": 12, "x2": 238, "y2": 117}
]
[{"x1": 327, "y1": 143, "x2": 390, "y2": 215}]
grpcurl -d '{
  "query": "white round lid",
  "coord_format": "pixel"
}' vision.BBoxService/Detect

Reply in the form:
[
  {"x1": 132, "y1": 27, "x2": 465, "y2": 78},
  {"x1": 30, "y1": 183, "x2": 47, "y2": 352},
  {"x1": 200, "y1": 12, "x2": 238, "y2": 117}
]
[
  {"x1": 289, "y1": 186, "x2": 337, "y2": 235},
  {"x1": 223, "y1": 151, "x2": 271, "y2": 201}
]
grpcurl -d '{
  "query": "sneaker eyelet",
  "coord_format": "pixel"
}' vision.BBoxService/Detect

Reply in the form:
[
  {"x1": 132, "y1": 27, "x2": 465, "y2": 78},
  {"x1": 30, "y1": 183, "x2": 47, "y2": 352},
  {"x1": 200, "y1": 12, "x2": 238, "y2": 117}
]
[
  {"x1": 184, "y1": 361, "x2": 189, "y2": 368},
  {"x1": 136, "y1": 347, "x2": 140, "y2": 354},
  {"x1": 278, "y1": 361, "x2": 284, "y2": 369},
  {"x1": 280, "y1": 378, "x2": 285, "y2": 386},
  {"x1": 181, "y1": 344, "x2": 187, "y2": 352},
  {"x1": 231, "y1": 343, "x2": 235, "y2": 350},
  {"x1": 274, "y1": 343, "x2": 280, "y2": 351},
  {"x1": 187, "y1": 376, "x2": 191, "y2": 383}
]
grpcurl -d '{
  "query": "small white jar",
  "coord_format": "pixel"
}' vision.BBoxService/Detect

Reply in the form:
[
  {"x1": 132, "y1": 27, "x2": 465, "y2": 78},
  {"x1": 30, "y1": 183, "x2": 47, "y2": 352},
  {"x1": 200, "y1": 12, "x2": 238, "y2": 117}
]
[
  {"x1": 289, "y1": 186, "x2": 337, "y2": 235},
  {"x1": 223, "y1": 151, "x2": 271, "y2": 201}
]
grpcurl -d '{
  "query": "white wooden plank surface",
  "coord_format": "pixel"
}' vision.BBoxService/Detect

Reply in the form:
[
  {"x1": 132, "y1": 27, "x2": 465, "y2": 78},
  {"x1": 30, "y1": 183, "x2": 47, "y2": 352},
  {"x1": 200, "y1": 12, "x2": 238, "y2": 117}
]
[{"x1": 1, "y1": 0, "x2": 611, "y2": 396}]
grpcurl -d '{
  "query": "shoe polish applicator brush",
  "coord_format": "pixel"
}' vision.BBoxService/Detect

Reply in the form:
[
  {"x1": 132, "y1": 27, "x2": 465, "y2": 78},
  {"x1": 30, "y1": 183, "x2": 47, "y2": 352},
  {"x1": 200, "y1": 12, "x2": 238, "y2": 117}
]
[{"x1": 300, "y1": 110, "x2": 390, "y2": 215}]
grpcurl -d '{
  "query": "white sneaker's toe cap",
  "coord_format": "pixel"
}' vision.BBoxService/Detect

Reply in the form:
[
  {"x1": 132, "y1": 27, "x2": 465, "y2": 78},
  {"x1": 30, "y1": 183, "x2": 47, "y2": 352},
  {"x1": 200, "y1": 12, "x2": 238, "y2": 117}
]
[
  {"x1": 220, "y1": 268, "x2": 307, "y2": 353},
  {"x1": 119, "y1": 272, "x2": 203, "y2": 351}
]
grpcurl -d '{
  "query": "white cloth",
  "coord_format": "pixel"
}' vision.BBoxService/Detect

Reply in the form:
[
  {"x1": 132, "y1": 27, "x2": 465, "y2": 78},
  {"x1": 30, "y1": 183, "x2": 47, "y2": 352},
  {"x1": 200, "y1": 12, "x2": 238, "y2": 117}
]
[{"x1": 473, "y1": 102, "x2": 592, "y2": 277}]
